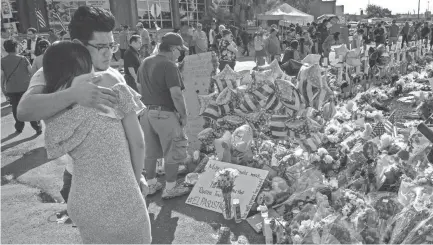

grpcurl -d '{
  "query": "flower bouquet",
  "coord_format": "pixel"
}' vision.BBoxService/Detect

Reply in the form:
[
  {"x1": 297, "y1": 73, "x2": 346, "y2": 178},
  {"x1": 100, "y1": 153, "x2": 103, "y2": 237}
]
[{"x1": 212, "y1": 168, "x2": 240, "y2": 220}]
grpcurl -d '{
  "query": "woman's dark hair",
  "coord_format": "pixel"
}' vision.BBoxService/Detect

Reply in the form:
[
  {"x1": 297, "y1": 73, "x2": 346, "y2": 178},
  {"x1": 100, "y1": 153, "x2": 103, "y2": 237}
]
[
  {"x1": 43, "y1": 41, "x2": 92, "y2": 94},
  {"x1": 299, "y1": 37, "x2": 305, "y2": 54},
  {"x1": 3, "y1": 39, "x2": 17, "y2": 53},
  {"x1": 68, "y1": 6, "x2": 115, "y2": 42}
]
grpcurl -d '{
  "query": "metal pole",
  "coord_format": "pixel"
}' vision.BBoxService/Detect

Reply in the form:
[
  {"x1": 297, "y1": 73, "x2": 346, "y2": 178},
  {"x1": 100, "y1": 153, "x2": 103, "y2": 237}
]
[{"x1": 418, "y1": 0, "x2": 421, "y2": 19}]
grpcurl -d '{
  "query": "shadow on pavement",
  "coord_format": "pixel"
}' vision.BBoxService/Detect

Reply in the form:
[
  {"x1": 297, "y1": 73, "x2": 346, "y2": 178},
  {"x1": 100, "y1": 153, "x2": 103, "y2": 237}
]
[
  {"x1": 1, "y1": 101, "x2": 9, "y2": 107},
  {"x1": 1, "y1": 131, "x2": 21, "y2": 144},
  {"x1": 147, "y1": 194, "x2": 264, "y2": 244},
  {"x1": 1, "y1": 104, "x2": 11, "y2": 117},
  {"x1": 1, "y1": 134, "x2": 40, "y2": 152},
  {"x1": 1, "y1": 147, "x2": 48, "y2": 179},
  {"x1": 148, "y1": 205, "x2": 179, "y2": 244}
]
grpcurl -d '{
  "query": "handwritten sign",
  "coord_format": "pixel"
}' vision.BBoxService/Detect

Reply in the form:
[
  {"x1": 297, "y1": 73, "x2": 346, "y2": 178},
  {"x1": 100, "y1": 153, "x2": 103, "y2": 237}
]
[
  {"x1": 182, "y1": 52, "x2": 213, "y2": 152},
  {"x1": 186, "y1": 160, "x2": 268, "y2": 219}
]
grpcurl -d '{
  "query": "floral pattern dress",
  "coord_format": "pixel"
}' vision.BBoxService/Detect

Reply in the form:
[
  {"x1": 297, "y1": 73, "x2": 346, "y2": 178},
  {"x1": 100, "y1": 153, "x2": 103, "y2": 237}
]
[{"x1": 44, "y1": 83, "x2": 151, "y2": 244}]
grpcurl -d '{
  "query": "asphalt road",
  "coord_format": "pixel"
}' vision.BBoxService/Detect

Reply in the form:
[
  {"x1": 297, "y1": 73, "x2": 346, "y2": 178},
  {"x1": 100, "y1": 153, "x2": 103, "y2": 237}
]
[{"x1": 1, "y1": 60, "x2": 263, "y2": 244}]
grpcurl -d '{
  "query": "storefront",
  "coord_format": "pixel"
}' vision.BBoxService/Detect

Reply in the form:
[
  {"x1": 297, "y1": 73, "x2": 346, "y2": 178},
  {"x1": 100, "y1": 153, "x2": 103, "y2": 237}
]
[{"x1": 1, "y1": 0, "x2": 235, "y2": 34}]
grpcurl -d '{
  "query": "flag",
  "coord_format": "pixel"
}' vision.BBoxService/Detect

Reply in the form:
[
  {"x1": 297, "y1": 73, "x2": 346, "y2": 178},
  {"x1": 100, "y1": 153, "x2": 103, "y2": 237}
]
[
  {"x1": 385, "y1": 110, "x2": 397, "y2": 137},
  {"x1": 371, "y1": 122, "x2": 386, "y2": 138},
  {"x1": 36, "y1": 9, "x2": 47, "y2": 28},
  {"x1": 52, "y1": 11, "x2": 66, "y2": 31}
]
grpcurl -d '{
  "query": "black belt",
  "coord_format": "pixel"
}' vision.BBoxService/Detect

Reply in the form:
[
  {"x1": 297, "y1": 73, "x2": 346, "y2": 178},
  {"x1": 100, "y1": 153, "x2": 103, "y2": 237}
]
[{"x1": 146, "y1": 105, "x2": 175, "y2": 112}]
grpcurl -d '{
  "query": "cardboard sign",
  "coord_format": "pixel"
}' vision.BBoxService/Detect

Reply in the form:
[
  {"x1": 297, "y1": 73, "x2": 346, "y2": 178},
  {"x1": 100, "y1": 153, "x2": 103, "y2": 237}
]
[
  {"x1": 186, "y1": 160, "x2": 269, "y2": 219},
  {"x1": 182, "y1": 52, "x2": 213, "y2": 152}
]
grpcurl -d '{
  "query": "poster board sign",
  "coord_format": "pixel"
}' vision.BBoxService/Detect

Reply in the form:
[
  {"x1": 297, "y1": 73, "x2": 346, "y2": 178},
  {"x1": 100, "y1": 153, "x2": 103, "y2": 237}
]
[
  {"x1": 1, "y1": 0, "x2": 13, "y2": 19},
  {"x1": 186, "y1": 160, "x2": 269, "y2": 219},
  {"x1": 182, "y1": 52, "x2": 213, "y2": 152}
]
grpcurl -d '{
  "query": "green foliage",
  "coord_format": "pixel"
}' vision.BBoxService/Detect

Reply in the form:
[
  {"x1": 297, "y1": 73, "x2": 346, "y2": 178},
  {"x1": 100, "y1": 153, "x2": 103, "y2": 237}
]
[{"x1": 366, "y1": 4, "x2": 392, "y2": 18}]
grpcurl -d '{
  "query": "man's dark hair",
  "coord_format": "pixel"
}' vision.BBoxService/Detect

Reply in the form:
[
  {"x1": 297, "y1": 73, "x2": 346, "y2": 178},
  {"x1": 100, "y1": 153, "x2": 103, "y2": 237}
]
[
  {"x1": 307, "y1": 23, "x2": 310, "y2": 26},
  {"x1": 68, "y1": 6, "x2": 115, "y2": 42},
  {"x1": 270, "y1": 28, "x2": 277, "y2": 33},
  {"x1": 129, "y1": 34, "x2": 141, "y2": 44},
  {"x1": 3, "y1": 39, "x2": 17, "y2": 53},
  {"x1": 357, "y1": 29, "x2": 364, "y2": 34},
  {"x1": 123, "y1": 25, "x2": 129, "y2": 29},
  {"x1": 27, "y1": 28, "x2": 37, "y2": 34},
  {"x1": 1, "y1": 28, "x2": 5, "y2": 33},
  {"x1": 158, "y1": 42, "x2": 172, "y2": 52}
]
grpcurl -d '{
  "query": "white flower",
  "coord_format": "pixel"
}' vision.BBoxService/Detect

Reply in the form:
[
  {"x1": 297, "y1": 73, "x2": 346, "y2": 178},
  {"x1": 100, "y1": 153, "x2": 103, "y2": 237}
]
[
  {"x1": 293, "y1": 235, "x2": 302, "y2": 244},
  {"x1": 323, "y1": 155, "x2": 334, "y2": 164},
  {"x1": 310, "y1": 154, "x2": 321, "y2": 162},
  {"x1": 327, "y1": 135, "x2": 339, "y2": 143},
  {"x1": 193, "y1": 151, "x2": 200, "y2": 161},
  {"x1": 317, "y1": 148, "x2": 329, "y2": 156}
]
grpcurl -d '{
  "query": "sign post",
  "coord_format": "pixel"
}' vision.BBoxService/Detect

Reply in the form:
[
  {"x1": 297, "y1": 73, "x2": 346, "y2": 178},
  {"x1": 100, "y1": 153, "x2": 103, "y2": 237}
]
[
  {"x1": 150, "y1": 3, "x2": 161, "y2": 18},
  {"x1": 182, "y1": 52, "x2": 214, "y2": 153}
]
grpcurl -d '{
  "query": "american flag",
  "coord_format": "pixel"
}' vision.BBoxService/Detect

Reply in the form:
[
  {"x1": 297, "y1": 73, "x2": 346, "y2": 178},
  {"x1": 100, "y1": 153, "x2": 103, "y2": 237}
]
[
  {"x1": 36, "y1": 9, "x2": 47, "y2": 28},
  {"x1": 384, "y1": 110, "x2": 397, "y2": 137},
  {"x1": 51, "y1": 11, "x2": 66, "y2": 31},
  {"x1": 372, "y1": 119, "x2": 396, "y2": 138}
]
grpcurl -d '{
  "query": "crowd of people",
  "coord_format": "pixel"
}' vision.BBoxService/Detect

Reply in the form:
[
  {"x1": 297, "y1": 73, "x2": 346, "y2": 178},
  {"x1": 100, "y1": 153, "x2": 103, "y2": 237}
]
[{"x1": 0, "y1": 5, "x2": 198, "y2": 244}]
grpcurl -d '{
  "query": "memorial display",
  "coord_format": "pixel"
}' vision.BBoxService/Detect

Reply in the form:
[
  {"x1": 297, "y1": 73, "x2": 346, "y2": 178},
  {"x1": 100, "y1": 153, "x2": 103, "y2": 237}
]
[{"x1": 182, "y1": 41, "x2": 433, "y2": 244}]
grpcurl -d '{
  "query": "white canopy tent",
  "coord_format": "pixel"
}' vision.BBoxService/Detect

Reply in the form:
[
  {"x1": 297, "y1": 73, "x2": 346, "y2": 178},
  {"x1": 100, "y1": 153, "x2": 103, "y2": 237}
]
[{"x1": 257, "y1": 3, "x2": 314, "y2": 25}]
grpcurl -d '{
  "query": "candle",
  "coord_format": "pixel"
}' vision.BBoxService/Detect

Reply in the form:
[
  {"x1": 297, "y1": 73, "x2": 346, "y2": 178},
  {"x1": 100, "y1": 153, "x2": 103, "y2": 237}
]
[{"x1": 323, "y1": 58, "x2": 328, "y2": 67}]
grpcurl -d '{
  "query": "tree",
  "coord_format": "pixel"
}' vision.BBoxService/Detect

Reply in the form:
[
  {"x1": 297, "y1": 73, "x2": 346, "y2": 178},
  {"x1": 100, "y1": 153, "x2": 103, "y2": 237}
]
[
  {"x1": 208, "y1": 2, "x2": 233, "y2": 24},
  {"x1": 282, "y1": 0, "x2": 312, "y2": 14},
  {"x1": 366, "y1": 4, "x2": 392, "y2": 18}
]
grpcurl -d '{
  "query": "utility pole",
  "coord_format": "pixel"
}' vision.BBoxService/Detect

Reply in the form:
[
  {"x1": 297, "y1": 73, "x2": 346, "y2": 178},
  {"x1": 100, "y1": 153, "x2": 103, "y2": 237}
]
[{"x1": 418, "y1": 0, "x2": 421, "y2": 19}]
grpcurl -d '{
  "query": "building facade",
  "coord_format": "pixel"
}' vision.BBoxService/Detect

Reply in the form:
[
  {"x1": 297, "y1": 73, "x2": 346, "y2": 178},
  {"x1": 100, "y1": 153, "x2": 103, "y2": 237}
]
[{"x1": 1, "y1": 0, "x2": 236, "y2": 34}]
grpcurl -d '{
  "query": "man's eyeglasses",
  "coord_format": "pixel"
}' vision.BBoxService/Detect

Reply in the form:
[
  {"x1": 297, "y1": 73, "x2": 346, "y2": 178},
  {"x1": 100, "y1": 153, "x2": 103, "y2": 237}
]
[{"x1": 86, "y1": 42, "x2": 119, "y2": 53}]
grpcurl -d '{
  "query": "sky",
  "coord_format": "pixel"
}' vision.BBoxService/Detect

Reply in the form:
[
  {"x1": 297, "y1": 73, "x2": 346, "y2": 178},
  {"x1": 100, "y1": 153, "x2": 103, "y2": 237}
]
[{"x1": 335, "y1": 0, "x2": 429, "y2": 15}]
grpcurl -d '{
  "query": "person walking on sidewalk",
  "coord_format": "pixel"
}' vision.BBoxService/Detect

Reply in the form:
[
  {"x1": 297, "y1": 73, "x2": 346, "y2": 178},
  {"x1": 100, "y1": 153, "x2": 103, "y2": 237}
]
[
  {"x1": 193, "y1": 23, "x2": 208, "y2": 54},
  {"x1": 123, "y1": 35, "x2": 142, "y2": 92},
  {"x1": 401, "y1": 22, "x2": 410, "y2": 48},
  {"x1": 119, "y1": 25, "x2": 130, "y2": 61},
  {"x1": 1, "y1": 39, "x2": 41, "y2": 134},
  {"x1": 138, "y1": 32, "x2": 191, "y2": 199},
  {"x1": 389, "y1": 20, "x2": 400, "y2": 49},
  {"x1": 240, "y1": 27, "x2": 250, "y2": 56},
  {"x1": 218, "y1": 29, "x2": 238, "y2": 71},
  {"x1": 265, "y1": 28, "x2": 281, "y2": 62}
]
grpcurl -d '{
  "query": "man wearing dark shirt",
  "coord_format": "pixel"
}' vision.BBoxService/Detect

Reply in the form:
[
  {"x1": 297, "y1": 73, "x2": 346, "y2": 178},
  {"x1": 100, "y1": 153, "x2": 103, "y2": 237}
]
[
  {"x1": 123, "y1": 35, "x2": 141, "y2": 92},
  {"x1": 421, "y1": 22, "x2": 430, "y2": 48},
  {"x1": 137, "y1": 32, "x2": 190, "y2": 199}
]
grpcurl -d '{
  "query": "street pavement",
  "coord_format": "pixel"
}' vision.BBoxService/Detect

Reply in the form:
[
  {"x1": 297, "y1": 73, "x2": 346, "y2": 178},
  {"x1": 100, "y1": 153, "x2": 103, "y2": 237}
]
[{"x1": 1, "y1": 59, "x2": 263, "y2": 244}]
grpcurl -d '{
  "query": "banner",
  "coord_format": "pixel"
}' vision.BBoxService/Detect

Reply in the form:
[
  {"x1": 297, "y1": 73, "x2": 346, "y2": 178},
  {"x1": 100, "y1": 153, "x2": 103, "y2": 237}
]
[
  {"x1": 47, "y1": 0, "x2": 110, "y2": 28},
  {"x1": 1, "y1": 0, "x2": 13, "y2": 19}
]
